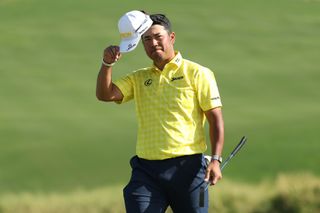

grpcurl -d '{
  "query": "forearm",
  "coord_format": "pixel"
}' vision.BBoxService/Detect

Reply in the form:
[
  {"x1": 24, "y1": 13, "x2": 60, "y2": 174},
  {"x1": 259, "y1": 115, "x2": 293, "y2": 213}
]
[
  {"x1": 96, "y1": 45, "x2": 122, "y2": 102},
  {"x1": 96, "y1": 64, "x2": 114, "y2": 101},
  {"x1": 205, "y1": 107, "x2": 224, "y2": 156},
  {"x1": 204, "y1": 107, "x2": 224, "y2": 184},
  {"x1": 209, "y1": 116, "x2": 224, "y2": 156}
]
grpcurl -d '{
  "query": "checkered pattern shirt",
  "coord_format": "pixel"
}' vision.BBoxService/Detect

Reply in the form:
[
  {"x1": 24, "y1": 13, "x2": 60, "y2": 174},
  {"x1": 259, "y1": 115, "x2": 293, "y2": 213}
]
[{"x1": 114, "y1": 52, "x2": 222, "y2": 160}]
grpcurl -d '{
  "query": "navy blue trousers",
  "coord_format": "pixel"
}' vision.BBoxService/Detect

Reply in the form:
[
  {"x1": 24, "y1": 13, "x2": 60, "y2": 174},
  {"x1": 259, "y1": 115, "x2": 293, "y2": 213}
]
[{"x1": 123, "y1": 154, "x2": 208, "y2": 213}]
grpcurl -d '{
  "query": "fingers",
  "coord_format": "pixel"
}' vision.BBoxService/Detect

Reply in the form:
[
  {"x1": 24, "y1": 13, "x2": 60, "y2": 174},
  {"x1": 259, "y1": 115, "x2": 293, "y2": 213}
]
[
  {"x1": 204, "y1": 169, "x2": 210, "y2": 182},
  {"x1": 204, "y1": 163, "x2": 222, "y2": 186},
  {"x1": 211, "y1": 173, "x2": 221, "y2": 185},
  {"x1": 103, "y1": 45, "x2": 121, "y2": 64}
]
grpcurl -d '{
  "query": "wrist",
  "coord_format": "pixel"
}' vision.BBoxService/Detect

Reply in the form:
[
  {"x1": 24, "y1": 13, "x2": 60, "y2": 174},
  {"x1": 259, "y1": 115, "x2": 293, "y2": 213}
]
[
  {"x1": 102, "y1": 59, "x2": 116, "y2": 67},
  {"x1": 211, "y1": 155, "x2": 222, "y2": 164}
]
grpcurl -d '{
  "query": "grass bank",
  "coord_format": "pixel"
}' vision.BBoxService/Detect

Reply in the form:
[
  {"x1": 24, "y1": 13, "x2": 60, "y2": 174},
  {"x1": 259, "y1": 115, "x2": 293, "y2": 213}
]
[{"x1": 0, "y1": 173, "x2": 319, "y2": 213}]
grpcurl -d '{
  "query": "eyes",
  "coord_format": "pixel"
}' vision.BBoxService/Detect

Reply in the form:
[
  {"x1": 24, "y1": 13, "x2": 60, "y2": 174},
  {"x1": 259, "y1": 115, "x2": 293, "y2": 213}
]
[{"x1": 142, "y1": 33, "x2": 163, "y2": 42}]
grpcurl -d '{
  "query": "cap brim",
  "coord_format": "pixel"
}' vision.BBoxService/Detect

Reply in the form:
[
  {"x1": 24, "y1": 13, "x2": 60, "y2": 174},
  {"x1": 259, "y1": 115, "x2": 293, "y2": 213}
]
[{"x1": 119, "y1": 35, "x2": 140, "y2": 53}]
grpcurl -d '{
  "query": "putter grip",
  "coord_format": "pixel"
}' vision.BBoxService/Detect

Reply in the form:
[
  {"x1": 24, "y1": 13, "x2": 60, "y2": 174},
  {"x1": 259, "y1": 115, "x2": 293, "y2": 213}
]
[{"x1": 199, "y1": 186, "x2": 205, "y2": 207}]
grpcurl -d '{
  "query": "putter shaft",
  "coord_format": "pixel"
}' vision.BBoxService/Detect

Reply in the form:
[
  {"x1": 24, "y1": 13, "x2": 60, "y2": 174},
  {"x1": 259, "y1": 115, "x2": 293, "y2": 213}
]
[{"x1": 199, "y1": 136, "x2": 247, "y2": 206}]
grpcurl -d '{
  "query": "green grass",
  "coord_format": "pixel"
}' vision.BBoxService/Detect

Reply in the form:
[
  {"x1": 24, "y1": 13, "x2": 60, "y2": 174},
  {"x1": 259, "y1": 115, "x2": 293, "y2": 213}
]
[
  {"x1": 0, "y1": 0, "x2": 320, "y2": 195},
  {"x1": 0, "y1": 173, "x2": 319, "y2": 213}
]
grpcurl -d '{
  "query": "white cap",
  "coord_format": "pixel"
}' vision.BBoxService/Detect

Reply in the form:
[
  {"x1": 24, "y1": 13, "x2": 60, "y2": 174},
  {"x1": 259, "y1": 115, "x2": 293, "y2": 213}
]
[{"x1": 118, "y1": 10, "x2": 153, "y2": 53}]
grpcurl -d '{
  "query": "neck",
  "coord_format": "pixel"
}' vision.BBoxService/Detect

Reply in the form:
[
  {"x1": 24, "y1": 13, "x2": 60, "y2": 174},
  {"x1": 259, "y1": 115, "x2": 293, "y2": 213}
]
[
  {"x1": 154, "y1": 60, "x2": 169, "y2": 71},
  {"x1": 154, "y1": 52, "x2": 176, "y2": 71}
]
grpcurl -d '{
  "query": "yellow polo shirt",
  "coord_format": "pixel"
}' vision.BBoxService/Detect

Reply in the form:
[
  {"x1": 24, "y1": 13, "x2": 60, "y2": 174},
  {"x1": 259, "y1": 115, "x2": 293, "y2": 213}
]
[{"x1": 114, "y1": 52, "x2": 222, "y2": 160}]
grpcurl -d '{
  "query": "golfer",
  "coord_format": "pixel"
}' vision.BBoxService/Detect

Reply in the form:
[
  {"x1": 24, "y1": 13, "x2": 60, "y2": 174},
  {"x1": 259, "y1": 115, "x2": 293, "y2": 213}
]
[{"x1": 96, "y1": 11, "x2": 224, "y2": 213}]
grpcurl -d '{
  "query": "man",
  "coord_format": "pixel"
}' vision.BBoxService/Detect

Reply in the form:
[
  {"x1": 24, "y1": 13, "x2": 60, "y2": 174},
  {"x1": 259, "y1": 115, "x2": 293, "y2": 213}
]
[{"x1": 96, "y1": 11, "x2": 224, "y2": 213}]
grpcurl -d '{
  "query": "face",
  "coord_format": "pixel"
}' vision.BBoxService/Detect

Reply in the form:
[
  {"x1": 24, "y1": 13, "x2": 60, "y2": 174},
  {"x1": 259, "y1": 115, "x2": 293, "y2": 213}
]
[{"x1": 141, "y1": 25, "x2": 175, "y2": 66}]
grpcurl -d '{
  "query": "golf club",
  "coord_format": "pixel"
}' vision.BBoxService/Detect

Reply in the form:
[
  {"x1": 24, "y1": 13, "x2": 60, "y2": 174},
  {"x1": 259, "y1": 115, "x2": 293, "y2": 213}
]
[{"x1": 199, "y1": 136, "x2": 247, "y2": 207}]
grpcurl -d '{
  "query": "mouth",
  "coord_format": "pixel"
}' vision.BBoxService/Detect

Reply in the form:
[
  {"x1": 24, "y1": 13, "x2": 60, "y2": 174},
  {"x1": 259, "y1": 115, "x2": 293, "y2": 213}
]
[{"x1": 152, "y1": 48, "x2": 163, "y2": 53}]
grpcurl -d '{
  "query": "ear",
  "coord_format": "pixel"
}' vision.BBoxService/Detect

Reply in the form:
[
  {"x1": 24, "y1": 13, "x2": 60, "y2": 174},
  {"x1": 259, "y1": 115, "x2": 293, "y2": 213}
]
[{"x1": 170, "y1": 32, "x2": 176, "y2": 45}]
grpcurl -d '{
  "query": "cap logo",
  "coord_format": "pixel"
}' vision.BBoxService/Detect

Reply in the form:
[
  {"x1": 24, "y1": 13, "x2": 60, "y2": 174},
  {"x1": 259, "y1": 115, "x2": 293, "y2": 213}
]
[
  {"x1": 120, "y1": 32, "x2": 133, "y2": 39},
  {"x1": 127, "y1": 43, "x2": 136, "y2": 51},
  {"x1": 135, "y1": 16, "x2": 149, "y2": 34},
  {"x1": 137, "y1": 25, "x2": 149, "y2": 35}
]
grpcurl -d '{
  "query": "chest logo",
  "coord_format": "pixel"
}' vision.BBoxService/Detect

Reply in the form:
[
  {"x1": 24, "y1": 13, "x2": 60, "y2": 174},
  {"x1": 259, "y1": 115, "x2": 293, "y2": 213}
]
[
  {"x1": 171, "y1": 76, "x2": 184, "y2": 81},
  {"x1": 144, "y1": 79, "x2": 152, "y2": 86}
]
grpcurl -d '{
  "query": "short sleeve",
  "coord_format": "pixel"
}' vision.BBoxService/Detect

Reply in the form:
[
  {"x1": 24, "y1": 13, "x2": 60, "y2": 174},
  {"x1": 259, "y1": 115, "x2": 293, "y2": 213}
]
[
  {"x1": 113, "y1": 73, "x2": 134, "y2": 104},
  {"x1": 195, "y1": 67, "x2": 222, "y2": 111}
]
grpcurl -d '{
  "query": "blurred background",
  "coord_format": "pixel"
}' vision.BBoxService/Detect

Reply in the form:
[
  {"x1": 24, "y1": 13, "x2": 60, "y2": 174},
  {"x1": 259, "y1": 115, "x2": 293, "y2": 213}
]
[{"x1": 1, "y1": 0, "x2": 319, "y2": 212}]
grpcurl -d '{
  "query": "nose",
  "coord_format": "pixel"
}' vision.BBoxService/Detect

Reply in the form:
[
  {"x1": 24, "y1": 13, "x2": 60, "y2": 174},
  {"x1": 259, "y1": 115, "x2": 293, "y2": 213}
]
[{"x1": 151, "y1": 38, "x2": 158, "y2": 46}]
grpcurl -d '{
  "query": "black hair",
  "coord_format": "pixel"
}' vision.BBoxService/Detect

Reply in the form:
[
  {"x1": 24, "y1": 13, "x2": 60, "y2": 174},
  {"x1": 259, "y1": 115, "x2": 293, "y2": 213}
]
[
  {"x1": 139, "y1": 11, "x2": 172, "y2": 33},
  {"x1": 150, "y1": 14, "x2": 172, "y2": 33}
]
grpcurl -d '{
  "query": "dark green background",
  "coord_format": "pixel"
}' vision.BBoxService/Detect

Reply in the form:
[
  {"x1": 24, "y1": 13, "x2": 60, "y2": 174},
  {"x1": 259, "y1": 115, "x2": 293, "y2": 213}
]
[{"x1": 1, "y1": 0, "x2": 319, "y2": 194}]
